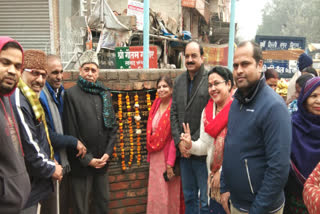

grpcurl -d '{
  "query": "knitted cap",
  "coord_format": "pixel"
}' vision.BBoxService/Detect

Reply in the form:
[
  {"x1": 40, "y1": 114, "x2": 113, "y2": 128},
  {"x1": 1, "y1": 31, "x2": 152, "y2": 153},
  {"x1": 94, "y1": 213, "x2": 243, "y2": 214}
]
[
  {"x1": 23, "y1": 49, "x2": 48, "y2": 72},
  {"x1": 79, "y1": 50, "x2": 99, "y2": 67},
  {"x1": 298, "y1": 53, "x2": 313, "y2": 71}
]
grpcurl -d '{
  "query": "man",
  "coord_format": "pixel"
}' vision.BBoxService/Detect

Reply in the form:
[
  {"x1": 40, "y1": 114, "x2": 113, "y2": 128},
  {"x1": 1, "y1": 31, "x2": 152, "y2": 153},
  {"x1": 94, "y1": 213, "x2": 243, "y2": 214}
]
[
  {"x1": 220, "y1": 41, "x2": 292, "y2": 214},
  {"x1": 170, "y1": 41, "x2": 210, "y2": 214},
  {"x1": 11, "y1": 50, "x2": 63, "y2": 214},
  {"x1": 63, "y1": 50, "x2": 117, "y2": 214},
  {"x1": 0, "y1": 37, "x2": 31, "y2": 213},
  {"x1": 39, "y1": 55, "x2": 87, "y2": 214}
]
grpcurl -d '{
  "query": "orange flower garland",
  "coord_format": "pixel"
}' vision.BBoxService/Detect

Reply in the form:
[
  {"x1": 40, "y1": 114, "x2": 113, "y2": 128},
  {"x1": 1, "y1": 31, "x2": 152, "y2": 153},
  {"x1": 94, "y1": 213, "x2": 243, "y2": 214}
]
[
  {"x1": 112, "y1": 93, "x2": 117, "y2": 158},
  {"x1": 146, "y1": 93, "x2": 152, "y2": 111},
  {"x1": 134, "y1": 94, "x2": 142, "y2": 165},
  {"x1": 118, "y1": 94, "x2": 126, "y2": 170},
  {"x1": 126, "y1": 93, "x2": 134, "y2": 167}
]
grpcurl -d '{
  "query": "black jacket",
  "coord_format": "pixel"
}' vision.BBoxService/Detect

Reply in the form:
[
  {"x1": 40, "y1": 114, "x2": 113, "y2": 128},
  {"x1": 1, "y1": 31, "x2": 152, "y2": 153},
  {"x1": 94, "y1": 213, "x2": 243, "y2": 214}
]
[
  {"x1": 0, "y1": 96, "x2": 31, "y2": 213},
  {"x1": 170, "y1": 65, "x2": 210, "y2": 158},
  {"x1": 11, "y1": 89, "x2": 55, "y2": 208},
  {"x1": 63, "y1": 84, "x2": 117, "y2": 176}
]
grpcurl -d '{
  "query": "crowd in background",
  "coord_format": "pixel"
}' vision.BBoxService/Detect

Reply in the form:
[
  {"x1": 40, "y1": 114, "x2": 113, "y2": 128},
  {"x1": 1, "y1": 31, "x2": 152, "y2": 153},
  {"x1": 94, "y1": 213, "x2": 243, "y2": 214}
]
[{"x1": 1, "y1": 35, "x2": 320, "y2": 214}]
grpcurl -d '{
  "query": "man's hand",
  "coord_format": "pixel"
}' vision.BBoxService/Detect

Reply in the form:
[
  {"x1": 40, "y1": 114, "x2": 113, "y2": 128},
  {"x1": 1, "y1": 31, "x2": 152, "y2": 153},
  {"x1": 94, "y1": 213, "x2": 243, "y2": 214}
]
[
  {"x1": 52, "y1": 163, "x2": 63, "y2": 181},
  {"x1": 76, "y1": 140, "x2": 87, "y2": 158},
  {"x1": 100, "y1": 154, "x2": 110, "y2": 163},
  {"x1": 178, "y1": 141, "x2": 190, "y2": 158},
  {"x1": 221, "y1": 192, "x2": 231, "y2": 214},
  {"x1": 88, "y1": 158, "x2": 106, "y2": 169}
]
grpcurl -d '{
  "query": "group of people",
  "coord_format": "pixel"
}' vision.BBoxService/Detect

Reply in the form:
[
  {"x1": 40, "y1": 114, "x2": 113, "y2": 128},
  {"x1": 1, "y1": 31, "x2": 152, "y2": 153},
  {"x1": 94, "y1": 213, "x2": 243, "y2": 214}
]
[
  {"x1": 0, "y1": 36, "x2": 116, "y2": 214},
  {"x1": 1, "y1": 35, "x2": 320, "y2": 214},
  {"x1": 146, "y1": 40, "x2": 320, "y2": 214}
]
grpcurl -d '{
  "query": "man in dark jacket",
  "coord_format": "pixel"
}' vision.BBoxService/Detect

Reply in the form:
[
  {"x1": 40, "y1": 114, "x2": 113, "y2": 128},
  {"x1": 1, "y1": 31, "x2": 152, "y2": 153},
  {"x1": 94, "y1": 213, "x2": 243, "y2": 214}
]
[
  {"x1": 39, "y1": 55, "x2": 87, "y2": 214},
  {"x1": 0, "y1": 37, "x2": 31, "y2": 213},
  {"x1": 170, "y1": 41, "x2": 210, "y2": 214},
  {"x1": 220, "y1": 41, "x2": 291, "y2": 214},
  {"x1": 63, "y1": 50, "x2": 117, "y2": 214},
  {"x1": 12, "y1": 50, "x2": 63, "y2": 214}
]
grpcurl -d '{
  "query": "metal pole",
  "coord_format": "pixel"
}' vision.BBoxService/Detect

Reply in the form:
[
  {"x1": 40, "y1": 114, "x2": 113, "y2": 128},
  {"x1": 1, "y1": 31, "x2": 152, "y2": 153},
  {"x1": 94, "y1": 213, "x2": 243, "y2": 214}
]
[
  {"x1": 228, "y1": 0, "x2": 236, "y2": 71},
  {"x1": 143, "y1": 0, "x2": 150, "y2": 69}
]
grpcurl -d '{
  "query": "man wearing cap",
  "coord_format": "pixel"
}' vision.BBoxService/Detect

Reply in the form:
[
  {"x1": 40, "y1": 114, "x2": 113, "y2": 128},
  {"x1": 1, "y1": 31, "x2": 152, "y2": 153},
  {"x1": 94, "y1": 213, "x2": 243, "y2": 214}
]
[
  {"x1": 287, "y1": 53, "x2": 314, "y2": 104},
  {"x1": 39, "y1": 55, "x2": 87, "y2": 214},
  {"x1": 11, "y1": 49, "x2": 63, "y2": 214},
  {"x1": 0, "y1": 36, "x2": 31, "y2": 213},
  {"x1": 63, "y1": 50, "x2": 117, "y2": 214}
]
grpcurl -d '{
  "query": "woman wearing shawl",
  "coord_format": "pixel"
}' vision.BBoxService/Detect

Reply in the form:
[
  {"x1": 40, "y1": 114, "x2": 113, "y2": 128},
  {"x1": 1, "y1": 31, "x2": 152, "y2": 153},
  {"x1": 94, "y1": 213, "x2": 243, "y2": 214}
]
[
  {"x1": 146, "y1": 76, "x2": 182, "y2": 214},
  {"x1": 284, "y1": 77, "x2": 320, "y2": 214},
  {"x1": 181, "y1": 66, "x2": 234, "y2": 214}
]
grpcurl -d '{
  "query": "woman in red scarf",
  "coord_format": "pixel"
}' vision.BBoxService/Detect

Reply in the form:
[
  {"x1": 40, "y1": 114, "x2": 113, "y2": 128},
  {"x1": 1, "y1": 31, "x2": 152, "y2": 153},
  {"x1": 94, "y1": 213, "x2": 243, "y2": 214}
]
[
  {"x1": 181, "y1": 66, "x2": 234, "y2": 214},
  {"x1": 146, "y1": 76, "x2": 182, "y2": 214}
]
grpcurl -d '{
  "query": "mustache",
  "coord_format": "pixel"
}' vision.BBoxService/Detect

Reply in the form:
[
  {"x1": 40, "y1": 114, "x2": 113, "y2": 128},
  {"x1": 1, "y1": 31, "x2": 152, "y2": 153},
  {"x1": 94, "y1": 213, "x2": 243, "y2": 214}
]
[{"x1": 186, "y1": 62, "x2": 195, "y2": 65}]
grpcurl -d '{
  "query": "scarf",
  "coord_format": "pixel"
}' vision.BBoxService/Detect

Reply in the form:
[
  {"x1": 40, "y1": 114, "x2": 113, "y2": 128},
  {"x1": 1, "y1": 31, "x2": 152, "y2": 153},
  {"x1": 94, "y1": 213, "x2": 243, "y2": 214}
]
[
  {"x1": 291, "y1": 77, "x2": 320, "y2": 182},
  {"x1": 146, "y1": 98, "x2": 172, "y2": 153},
  {"x1": 204, "y1": 97, "x2": 232, "y2": 173},
  {"x1": 17, "y1": 79, "x2": 54, "y2": 159},
  {"x1": 42, "y1": 84, "x2": 70, "y2": 173},
  {"x1": 77, "y1": 76, "x2": 116, "y2": 128}
]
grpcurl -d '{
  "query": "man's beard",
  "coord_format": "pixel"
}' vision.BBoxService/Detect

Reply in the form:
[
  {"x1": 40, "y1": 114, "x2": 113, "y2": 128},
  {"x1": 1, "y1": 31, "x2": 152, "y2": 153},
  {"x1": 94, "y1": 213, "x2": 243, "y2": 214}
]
[{"x1": 0, "y1": 82, "x2": 17, "y2": 95}]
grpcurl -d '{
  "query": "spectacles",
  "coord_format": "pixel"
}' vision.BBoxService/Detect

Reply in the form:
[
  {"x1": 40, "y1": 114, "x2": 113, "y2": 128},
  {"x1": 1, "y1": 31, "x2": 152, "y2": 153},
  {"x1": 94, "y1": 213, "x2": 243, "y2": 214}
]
[
  {"x1": 208, "y1": 80, "x2": 226, "y2": 88},
  {"x1": 24, "y1": 69, "x2": 47, "y2": 79}
]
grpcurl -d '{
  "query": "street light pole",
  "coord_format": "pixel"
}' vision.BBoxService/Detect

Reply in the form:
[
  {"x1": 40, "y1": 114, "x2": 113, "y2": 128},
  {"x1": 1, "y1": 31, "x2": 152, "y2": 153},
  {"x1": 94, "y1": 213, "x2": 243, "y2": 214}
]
[
  {"x1": 228, "y1": 0, "x2": 236, "y2": 71},
  {"x1": 143, "y1": 0, "x2": 150, "y2": 69}
]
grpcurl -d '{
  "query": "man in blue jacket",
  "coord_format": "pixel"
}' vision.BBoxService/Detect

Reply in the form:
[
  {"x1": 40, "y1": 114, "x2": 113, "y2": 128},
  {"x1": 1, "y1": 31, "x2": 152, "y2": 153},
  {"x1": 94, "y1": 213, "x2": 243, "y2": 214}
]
[
  {"x1": 39, "y1": 55, "x2": 87, "y2": 214},
  {"x1": 220, "y1": 41, "x2": 291, "y2": 214}
]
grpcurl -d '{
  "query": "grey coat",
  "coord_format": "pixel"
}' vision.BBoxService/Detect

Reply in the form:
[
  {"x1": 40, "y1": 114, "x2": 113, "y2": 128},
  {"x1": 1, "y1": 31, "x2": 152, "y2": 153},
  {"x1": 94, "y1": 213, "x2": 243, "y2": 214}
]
[{"x1": 170, "y1": 65, "x2": 210, "y2": 157}]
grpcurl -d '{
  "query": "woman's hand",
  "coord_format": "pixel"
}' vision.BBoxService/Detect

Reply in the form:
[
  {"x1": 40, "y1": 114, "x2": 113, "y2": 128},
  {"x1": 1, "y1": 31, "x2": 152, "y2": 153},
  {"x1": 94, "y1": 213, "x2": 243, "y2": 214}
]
[
  {"x1": 166, "y1": 165, "x2": 175, "y2": 180},
  {"x1": 180, "y1": 123, "x2": 192, "y2": 149}
]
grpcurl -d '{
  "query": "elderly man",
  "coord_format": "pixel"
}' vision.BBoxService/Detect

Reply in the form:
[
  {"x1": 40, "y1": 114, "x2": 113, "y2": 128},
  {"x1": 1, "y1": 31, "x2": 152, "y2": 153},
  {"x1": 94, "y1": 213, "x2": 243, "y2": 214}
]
[
  {"x1": 170, "y1": 41, "x2": 210, "y2": 214},
  {"x1": 39, "y1": 55, "x2": 87, "y2": 214},
  {"x1": 0, "y1": 37, "x2": 31, "y2": 213},
  {"x1": 220, "y1": 41, "x2": 291, "y2": 214},
  {"x1": 11, "y1": 50, "x2": 63, "y2": 214},
  {"x1": 63, "y1": 50, "x2": 117, "y2": 214}
]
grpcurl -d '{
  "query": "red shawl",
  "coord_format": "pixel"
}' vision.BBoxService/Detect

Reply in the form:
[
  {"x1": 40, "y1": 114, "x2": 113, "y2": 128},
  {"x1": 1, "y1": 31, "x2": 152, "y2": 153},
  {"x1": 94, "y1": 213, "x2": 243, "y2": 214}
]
[
  {"x1": 146, "y1": 98, "x2": 172, "y2": 153},
  {"x1": 203, "y1": 97, "x2": 232, "y2": 173}
]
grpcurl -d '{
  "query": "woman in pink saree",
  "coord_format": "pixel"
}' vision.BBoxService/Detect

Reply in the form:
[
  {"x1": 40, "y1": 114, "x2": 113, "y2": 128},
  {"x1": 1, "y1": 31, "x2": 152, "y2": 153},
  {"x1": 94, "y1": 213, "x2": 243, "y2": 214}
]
[{"x1": 146, "y1": 76, "x2": 182, "y2": 214}]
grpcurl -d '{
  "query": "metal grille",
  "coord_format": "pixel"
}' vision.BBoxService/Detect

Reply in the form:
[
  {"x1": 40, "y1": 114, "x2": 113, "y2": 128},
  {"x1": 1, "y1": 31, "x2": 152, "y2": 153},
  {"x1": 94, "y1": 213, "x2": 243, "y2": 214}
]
[{"x1": 0, "y1": 0, "x2": 51, "y2": 52}]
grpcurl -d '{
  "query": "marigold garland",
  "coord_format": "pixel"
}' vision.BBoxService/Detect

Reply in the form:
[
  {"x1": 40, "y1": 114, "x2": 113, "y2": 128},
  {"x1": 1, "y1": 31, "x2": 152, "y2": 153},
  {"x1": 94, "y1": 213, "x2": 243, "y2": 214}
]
[
  {"x1": 126, "y1": 93, "x2": 134, "y2": 167},
  {"x1": 134, "y1": 94, "x2": 142, "y2": 165},
  {"x1": 112, "y1": 93, "x2": 117, "y2": 158},
  {"x1": 146, "y1": 93, "x2": 152, "y2": 111},
  {"x1": 118, "y1": 94, "x2": 126, "y2": 170}
]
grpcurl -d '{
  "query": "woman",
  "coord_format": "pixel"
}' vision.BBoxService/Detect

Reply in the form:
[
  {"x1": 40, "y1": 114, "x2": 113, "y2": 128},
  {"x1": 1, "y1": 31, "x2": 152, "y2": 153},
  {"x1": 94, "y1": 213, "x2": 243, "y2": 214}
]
[
  {"x1": 303, "y1": 162, "x2": 320, "y2": 214},
  {"x1": 265, "y1": 68, "x2": 279, "y2": 91},
  {"x1": 284, "y1": 77, "x2": 320, "y2": 214},
  {"x1": 181, "y1": 66, "x2": 233, "y2": 214},
  {"x1": 146, "y1": 76, "x2": 182, "y2": 214},
  {"x1": 288, "y1": 73, "x2": 313, "y2": 115}
]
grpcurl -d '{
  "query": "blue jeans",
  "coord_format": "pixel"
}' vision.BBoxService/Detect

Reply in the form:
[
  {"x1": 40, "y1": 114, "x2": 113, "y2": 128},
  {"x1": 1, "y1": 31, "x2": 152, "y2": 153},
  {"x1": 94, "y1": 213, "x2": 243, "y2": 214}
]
[
  {"x1": 209, "y1": 198, "x2": 226, "y2": 214},
  {"x1": 180, "y1": 157, "x2": 209, "y2": 214}
]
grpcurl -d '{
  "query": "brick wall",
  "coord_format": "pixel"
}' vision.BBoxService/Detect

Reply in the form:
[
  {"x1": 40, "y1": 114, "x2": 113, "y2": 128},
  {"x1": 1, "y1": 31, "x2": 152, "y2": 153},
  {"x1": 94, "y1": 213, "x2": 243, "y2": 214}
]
[{"x1": 63, "y1": 69, "x2": 185, "y2": 213}]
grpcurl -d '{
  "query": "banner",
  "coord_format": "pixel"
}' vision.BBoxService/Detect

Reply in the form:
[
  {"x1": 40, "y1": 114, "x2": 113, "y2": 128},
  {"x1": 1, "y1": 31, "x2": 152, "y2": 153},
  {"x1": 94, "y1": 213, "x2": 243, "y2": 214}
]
[
  {"x1": 115, "y1": 46, "x2": 158, "y2": 69},
  {"x1": 203, "y1": 45, "x2": 228, "y2": 66}
]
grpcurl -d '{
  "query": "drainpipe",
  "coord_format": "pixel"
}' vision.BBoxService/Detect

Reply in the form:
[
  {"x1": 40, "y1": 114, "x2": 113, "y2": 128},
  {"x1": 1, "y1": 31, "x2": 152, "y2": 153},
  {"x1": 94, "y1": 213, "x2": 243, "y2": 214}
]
[
  {"x1": 143, "y1": 0, "x2": 150, "y2": 69},
  {"x1": 228, "y1": 0, "x2": 236, "y2": 71}
]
